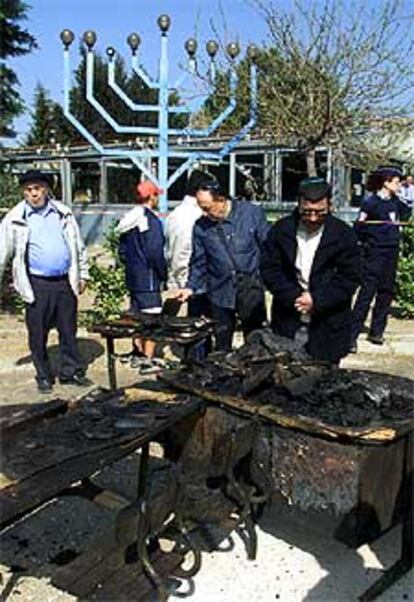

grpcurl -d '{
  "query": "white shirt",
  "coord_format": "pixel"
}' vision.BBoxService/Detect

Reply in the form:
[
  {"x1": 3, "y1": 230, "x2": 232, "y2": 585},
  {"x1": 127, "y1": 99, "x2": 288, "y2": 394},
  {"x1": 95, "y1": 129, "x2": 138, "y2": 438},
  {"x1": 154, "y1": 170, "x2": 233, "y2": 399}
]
[
  {"x1": 295, "y1": 224, "x2": 324, "y2": 322},
  {"x1": 165, "y1": 195, "x2": 203, "y2": 289},
  {"x1": 400, "y1": 184, "x2": 414, "y2": 206}
]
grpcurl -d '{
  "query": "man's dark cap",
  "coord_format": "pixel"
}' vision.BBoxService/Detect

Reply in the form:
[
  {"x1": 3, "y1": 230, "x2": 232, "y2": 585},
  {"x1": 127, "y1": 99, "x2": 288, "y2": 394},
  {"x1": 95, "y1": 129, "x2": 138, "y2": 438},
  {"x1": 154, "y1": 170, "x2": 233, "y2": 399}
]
[
  {"x1": 375, "y1": 166, "x2": 404, "y2": 180},
  {"x1": 298, "y1": 177, "x2": 331, "y2": 201},
  {"x1": 197, "y1": 178, "x2": 223, "y2": 195},
  {"x1": 19, "y1": 169, "x2": 51, "y2": 186},
  {"x1": 187, "y1": 169, "x2": 211, "y2": 196}
]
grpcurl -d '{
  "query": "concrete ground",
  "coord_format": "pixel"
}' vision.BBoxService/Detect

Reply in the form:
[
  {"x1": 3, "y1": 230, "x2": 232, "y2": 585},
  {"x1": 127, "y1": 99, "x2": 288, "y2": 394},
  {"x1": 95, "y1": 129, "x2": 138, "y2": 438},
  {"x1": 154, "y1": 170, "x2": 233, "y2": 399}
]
[{"x1": 0, "y1": 309, "x2": 413, "y2": 601}]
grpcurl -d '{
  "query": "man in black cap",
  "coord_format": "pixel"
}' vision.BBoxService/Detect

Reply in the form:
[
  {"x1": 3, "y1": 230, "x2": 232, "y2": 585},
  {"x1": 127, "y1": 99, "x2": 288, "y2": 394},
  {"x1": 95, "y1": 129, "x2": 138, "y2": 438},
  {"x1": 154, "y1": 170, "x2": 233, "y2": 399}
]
[
  {"x1": 0, "y1": 170, "x2": 92, "y2": 392},
  {"x1": 261, "y1": 177, "x2": 361, "y2": 364}
]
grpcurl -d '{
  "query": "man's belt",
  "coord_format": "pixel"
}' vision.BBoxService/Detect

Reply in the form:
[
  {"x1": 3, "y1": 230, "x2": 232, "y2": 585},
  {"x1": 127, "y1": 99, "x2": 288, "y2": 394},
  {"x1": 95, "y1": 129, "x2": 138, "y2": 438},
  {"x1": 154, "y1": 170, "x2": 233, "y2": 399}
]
[{"x1": 30, "y1": 274, "x2": 68, "y2": 282}]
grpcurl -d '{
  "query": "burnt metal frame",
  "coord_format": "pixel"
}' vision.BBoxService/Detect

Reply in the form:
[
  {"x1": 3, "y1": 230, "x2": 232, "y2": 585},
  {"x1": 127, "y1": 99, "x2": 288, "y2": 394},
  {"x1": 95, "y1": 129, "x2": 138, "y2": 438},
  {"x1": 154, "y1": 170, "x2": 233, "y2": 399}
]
[
  {"x1": 96, "y1": 329, "x2": 212, "y2": 392},
  {"x1": 224, "y1": 429, "x2": 258, "y2": 560},
  {"x1": 132, "y1": 442, "x2": 201, "y2": 600},
  {"x1": 359, "y1": 431, "x2": 413, "y2": 601},
  {"x1": 0, "y1": 394, "x2": 204, "y2": 600}
]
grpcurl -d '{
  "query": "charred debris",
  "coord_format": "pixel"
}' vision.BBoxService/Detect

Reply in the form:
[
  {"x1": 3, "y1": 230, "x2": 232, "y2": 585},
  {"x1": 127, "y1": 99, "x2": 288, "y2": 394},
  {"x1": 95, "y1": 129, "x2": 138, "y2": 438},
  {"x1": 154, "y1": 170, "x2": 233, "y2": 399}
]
[{"x1": 169, "y1": 328, "x2": 414, "y2": 428}]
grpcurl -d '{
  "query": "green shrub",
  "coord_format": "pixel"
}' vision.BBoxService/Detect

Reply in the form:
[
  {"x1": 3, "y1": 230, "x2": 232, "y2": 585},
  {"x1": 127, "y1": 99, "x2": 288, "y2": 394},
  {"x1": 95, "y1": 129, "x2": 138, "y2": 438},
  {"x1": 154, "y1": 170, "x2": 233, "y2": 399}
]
[
  {"x1": 395, "y1": 222, "x2": 414, "y2": 318},
  {"x1": 82, "y1": 223, "x2": 127, "y2": 325},
  {"x1": 0, "y1": 168, "x2": 21, "y2": 209},
  {"x1": 0, "y1": 264, "x2": 25, "y2": 315}
]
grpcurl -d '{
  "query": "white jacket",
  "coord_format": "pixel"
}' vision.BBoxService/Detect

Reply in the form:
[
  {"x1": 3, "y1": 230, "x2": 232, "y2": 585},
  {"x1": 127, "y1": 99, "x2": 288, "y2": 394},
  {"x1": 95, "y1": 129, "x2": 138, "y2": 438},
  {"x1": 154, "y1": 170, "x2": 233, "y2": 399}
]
[
  {"x1": 0, "y1": 199, "x2": 89, "y2": 303},
  {"x1": 165, "y1": 195, "x2": 203, "y2": 289}
]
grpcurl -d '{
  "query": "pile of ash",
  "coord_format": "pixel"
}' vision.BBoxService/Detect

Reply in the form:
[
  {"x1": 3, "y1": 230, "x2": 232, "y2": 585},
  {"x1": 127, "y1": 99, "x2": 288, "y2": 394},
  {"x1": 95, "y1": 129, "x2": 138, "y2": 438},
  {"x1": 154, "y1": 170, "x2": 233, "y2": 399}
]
[
  {"x1": 179, "y1": 328, "x2": 414, "y2": 428},
  {"x1": 254, "y1": 369, "x2": 414, "y2": 427}
]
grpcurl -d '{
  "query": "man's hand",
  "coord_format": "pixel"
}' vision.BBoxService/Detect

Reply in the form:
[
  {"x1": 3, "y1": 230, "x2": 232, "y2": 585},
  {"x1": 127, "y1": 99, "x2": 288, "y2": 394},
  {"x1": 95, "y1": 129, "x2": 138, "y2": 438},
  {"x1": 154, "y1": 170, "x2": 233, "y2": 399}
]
[
  {"x1": 174, "y1": 288, "x2": 193, "y2": 303},
  {"x1": 294, "y1": 291, "x2": 313, "y2": 314},
  {"x1": 79, "y1": 280, "x2": 87, "y2": 295}
]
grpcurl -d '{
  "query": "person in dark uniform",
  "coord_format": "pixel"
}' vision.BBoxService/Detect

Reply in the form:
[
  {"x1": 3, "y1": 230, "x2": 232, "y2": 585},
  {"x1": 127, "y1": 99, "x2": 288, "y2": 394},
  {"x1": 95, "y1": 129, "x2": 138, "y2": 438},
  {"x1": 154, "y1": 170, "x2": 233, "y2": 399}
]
[
  {"x1": 261, "y1": 177, "x2": 361, "y2": 365},
  {"x1": 350, "y1": 166, "x2": 411, "y2": 350}
]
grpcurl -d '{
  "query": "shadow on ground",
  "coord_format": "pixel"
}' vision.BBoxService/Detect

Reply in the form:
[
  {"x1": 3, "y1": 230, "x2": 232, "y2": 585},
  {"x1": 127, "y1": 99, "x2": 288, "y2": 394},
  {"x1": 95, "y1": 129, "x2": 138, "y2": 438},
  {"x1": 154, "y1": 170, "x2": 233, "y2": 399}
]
[
  {"x1": 258, "y1": 500, "x2": 411, "y2": 601},
  {"x1": 15, "y1": 338, "x2": 104, "y2": 369}
]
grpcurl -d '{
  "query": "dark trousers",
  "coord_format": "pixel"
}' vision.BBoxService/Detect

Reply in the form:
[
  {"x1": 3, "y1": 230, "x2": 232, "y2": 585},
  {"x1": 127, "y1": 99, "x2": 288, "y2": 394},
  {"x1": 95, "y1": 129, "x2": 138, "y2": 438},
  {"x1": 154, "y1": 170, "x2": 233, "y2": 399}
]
[
  {"x1": 187, "y1": 294, "x2": 212, "y2": 360},
  {"x1": 26, "y1": 276, "x2": 84, "y2": 381},
  {"x1": 211, "y1": 302, "x2": 267, "y2": 352},
  {"x1": 188, "y1": 294, "x2": 211, "y2": 319},
  {"x1": 351, "y1": 246, "x2": 399, "y2": 340}
]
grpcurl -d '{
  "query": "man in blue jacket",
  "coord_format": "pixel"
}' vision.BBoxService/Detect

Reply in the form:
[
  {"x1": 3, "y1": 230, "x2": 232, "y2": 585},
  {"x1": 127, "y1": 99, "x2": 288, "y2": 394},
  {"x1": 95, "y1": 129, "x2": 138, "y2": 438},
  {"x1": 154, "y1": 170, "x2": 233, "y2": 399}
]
[
  {"x1": 176, "y1": 180, "x2": 269, "y2": 352},
  {"x1": 261, "y1": 177, "x2": 361, "y2": 364},
  {"x1": 118, "y1": 181, "x2": 167, "y2": 361}
]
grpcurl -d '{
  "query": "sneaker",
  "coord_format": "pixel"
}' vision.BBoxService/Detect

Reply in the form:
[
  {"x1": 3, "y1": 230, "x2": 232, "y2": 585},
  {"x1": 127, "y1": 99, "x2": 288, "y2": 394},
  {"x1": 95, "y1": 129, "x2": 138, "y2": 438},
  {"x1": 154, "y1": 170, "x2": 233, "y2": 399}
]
[
  {"x1": 367, "y1": 334, "x2": 384, "y2": 345},
  {"x1": 130, "y1": 356, "x2": 148, "y2": 369},
  {"x1": 152, "y1": 358, "x2": 167, "y2": 369},
  {"x1": 139, "y1": 365, "x2": 162, "y2": 376}
]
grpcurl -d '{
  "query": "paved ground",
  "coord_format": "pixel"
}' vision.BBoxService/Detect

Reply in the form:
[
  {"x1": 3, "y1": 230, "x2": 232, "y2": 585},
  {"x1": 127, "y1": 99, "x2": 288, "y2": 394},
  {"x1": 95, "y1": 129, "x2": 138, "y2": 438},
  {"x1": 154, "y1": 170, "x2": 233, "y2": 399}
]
[{"x1": 0, "y1": 309, "x2": 413, "y2": 601}]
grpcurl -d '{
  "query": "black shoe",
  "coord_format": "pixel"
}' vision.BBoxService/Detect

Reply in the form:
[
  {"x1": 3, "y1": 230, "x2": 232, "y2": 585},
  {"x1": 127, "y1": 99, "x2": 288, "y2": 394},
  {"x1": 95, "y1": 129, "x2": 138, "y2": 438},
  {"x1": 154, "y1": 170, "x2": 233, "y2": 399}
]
[
  {"x1": 59, "y1": 374, "x2": 94, "y2": 387},
  {"x1": 37, "y1": 378, "x2": 53, "y2": 393},
  {"x1": 367, "y1": 334, "x2": 384, "y2": 345}
]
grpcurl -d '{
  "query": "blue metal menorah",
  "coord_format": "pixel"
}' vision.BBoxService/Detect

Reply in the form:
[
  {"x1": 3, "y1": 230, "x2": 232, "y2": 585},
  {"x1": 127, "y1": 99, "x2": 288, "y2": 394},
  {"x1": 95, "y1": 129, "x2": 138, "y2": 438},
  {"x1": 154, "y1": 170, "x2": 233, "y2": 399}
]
[{"x1": 60, "y1": 14, "x2": 259, "y2": 214}]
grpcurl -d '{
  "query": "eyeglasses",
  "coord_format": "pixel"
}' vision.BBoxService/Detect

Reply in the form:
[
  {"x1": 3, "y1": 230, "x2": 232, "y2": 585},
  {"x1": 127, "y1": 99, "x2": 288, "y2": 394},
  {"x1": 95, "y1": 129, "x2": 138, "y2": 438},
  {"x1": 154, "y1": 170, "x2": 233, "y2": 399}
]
[{"x1": 299, "y1": 209, "x2": 328, "y2": 217}]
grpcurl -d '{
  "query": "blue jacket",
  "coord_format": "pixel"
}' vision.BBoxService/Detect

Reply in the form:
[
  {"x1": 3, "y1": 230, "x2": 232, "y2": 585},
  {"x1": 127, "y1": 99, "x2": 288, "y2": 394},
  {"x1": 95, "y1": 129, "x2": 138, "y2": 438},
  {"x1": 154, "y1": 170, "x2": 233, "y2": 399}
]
[
  {"x1": 354, "y1": 193, "x2": 411, "y2": 248},
  {"x1": 187, "y1": 200, "x2": 270, "y2": 309},
  {"x1": 118, "y1": 207, "x2": 167, "y2": 293}
]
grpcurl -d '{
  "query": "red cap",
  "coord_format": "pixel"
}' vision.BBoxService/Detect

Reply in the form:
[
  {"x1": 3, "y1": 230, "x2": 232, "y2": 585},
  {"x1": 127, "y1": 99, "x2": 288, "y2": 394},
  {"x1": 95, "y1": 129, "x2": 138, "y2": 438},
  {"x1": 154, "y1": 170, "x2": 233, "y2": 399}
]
[{"x1": 136, "y1": 181, "x2": 163, "y2": 199}]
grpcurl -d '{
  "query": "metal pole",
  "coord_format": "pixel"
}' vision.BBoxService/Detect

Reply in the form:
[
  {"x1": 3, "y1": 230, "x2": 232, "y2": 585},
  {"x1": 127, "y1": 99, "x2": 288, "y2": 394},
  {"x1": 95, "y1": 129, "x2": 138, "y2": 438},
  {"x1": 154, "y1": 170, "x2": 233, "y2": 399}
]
[
  {"x1": 61, "y1": 157, "x2": 72, "y2": 206},
  {"x1": 229, "y1": 153, "x2": 237, "y2": 198},
  {"x1": 158, "y1": 32, "x2": 169, "y2": 215},
  {"x1": 99, "y1": 159, "x2": 107, "y2": 205}
]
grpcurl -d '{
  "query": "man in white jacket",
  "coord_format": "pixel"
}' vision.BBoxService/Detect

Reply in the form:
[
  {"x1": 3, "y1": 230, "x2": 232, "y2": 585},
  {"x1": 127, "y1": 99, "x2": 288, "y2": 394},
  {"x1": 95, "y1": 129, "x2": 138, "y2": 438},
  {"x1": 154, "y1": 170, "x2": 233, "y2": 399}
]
[
  {"x1": 165, "y1": 169, "x2": 211, "y2": 318},
  {"x1": 0, "y1": 170, "x2": 91, "y2": 393}
]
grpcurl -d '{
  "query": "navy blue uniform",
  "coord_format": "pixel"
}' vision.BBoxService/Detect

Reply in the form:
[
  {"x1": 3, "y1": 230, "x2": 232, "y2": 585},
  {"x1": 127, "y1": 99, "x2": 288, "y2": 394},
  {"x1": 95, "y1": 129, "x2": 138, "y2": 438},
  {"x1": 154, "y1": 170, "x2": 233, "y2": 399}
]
[{"x1": 351, "y1": 193, "x2": 411, "y2": 341}]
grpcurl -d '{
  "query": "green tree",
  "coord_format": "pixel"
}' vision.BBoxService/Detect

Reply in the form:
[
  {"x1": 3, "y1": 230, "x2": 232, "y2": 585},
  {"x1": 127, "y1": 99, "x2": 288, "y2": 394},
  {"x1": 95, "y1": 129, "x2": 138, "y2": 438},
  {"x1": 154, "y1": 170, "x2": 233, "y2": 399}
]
[
  {"x1": 66, "y1": 47, "x2": 187, "y2": 144},
  {"x1": 0, "y1": 163, "x2": 21, "y2": 208},
  {"x1": 0, "y1": 0, "x2": 37, "y2": 137},
  {"x1": 25, "y1": 84, "x2": 56, "y2": 146},
  {"x1": 201, "y1": 0, "x2": 414, "y2": 175},
  {"x1": 25, "y1": 83, "x2": 76, "y2": 146}
]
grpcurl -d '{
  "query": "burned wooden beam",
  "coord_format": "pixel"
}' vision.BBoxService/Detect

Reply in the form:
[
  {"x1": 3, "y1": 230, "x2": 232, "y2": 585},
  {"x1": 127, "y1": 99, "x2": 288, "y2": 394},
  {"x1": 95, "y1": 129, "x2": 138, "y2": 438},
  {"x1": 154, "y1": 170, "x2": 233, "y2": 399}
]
[{"x1": 0, "y1": 390, "x2": 203, "y2": 528}]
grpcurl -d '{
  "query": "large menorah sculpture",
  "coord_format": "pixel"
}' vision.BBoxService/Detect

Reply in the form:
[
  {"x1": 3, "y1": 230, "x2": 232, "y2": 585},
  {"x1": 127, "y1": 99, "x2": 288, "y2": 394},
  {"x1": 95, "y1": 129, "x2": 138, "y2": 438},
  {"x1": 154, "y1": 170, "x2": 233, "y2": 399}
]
[{"x1": 60, "y1": 14, "x2": 259, "y2": 213}]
